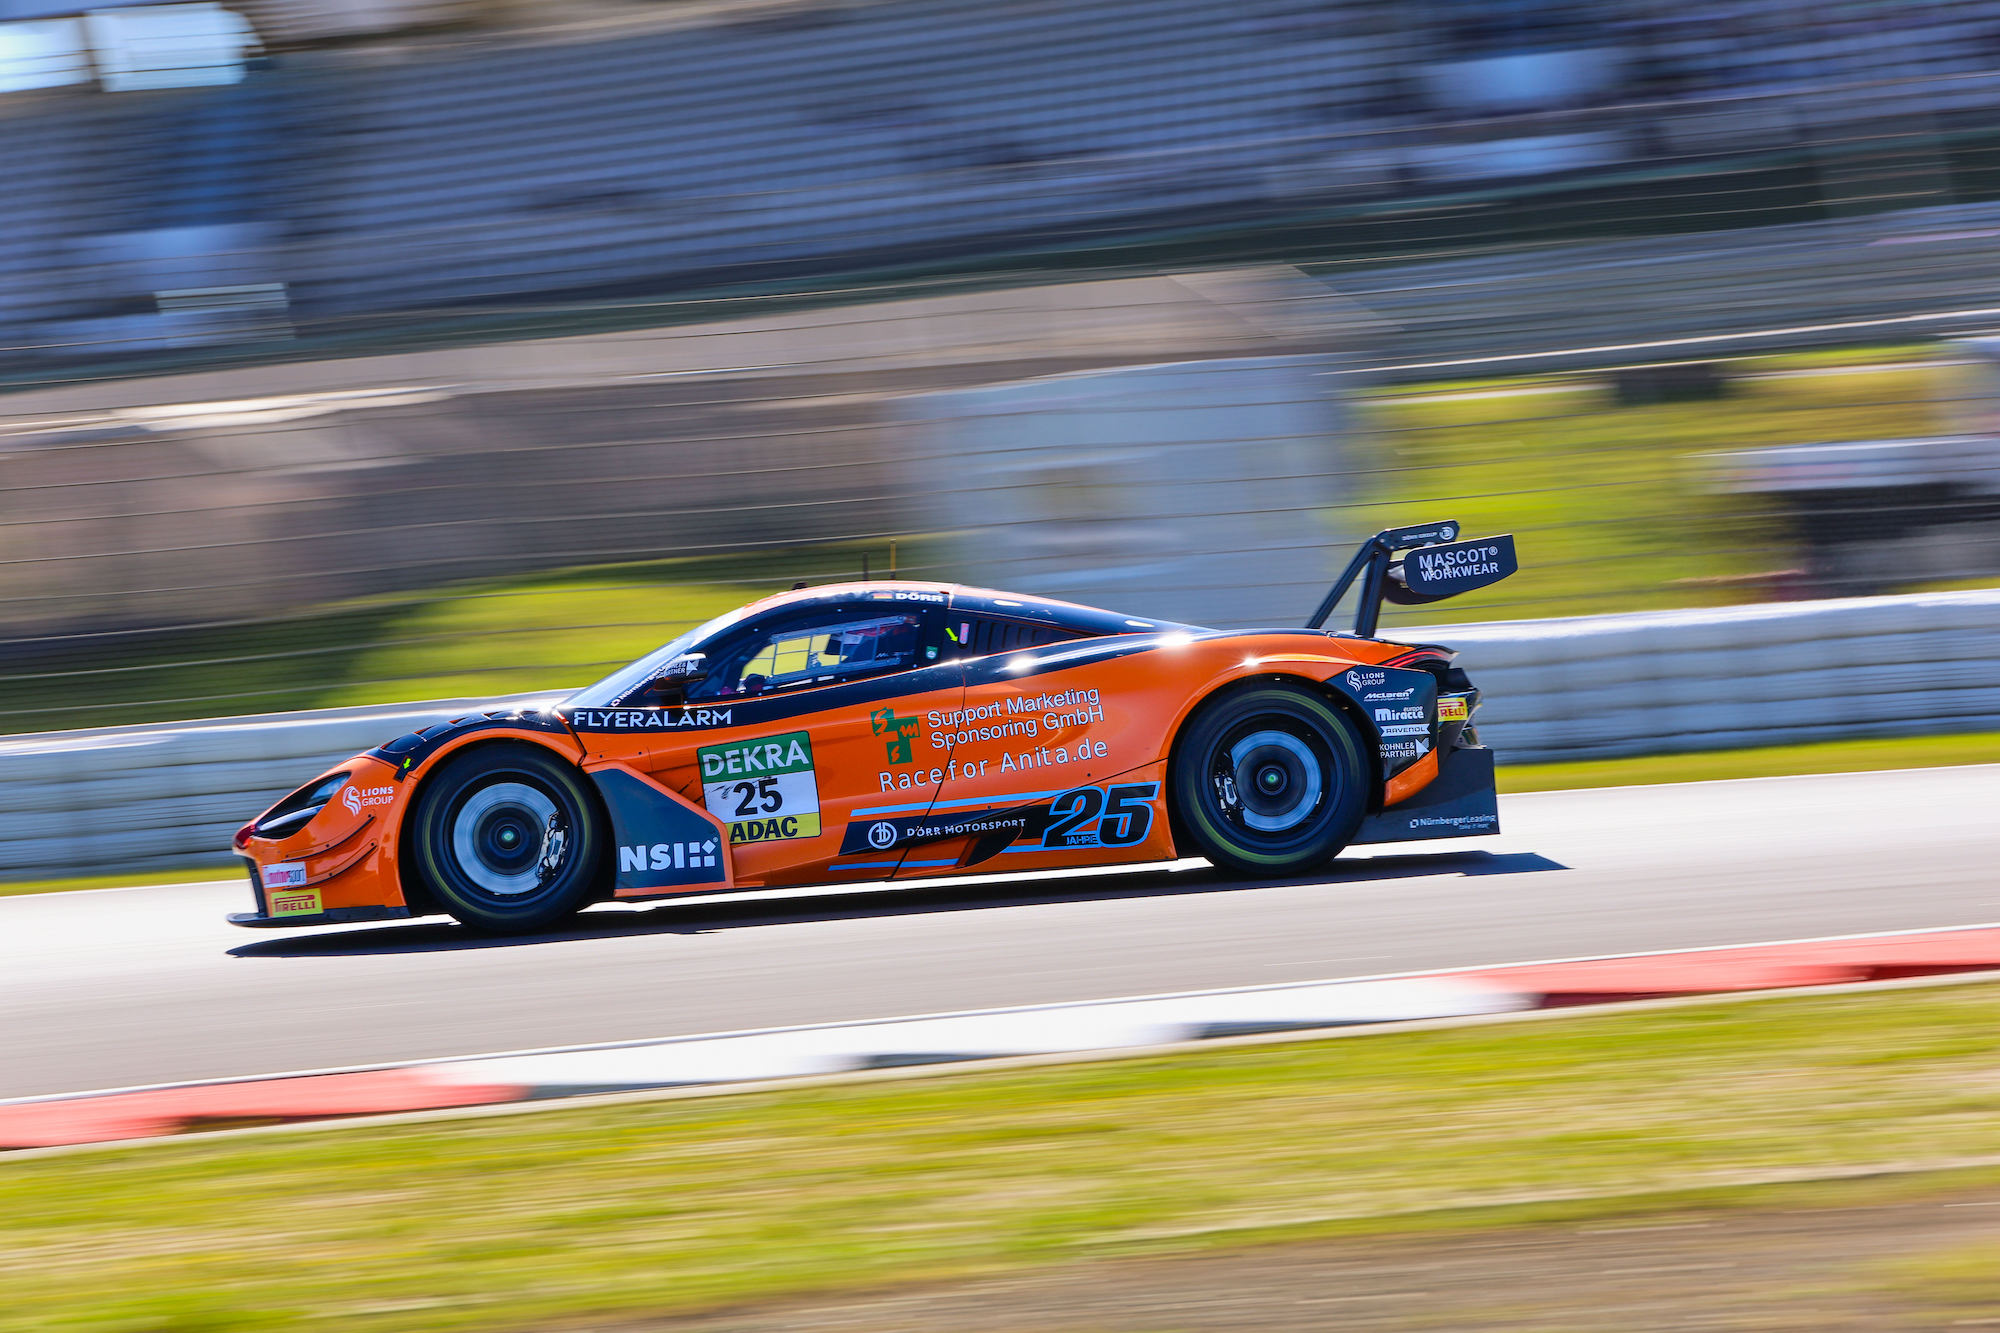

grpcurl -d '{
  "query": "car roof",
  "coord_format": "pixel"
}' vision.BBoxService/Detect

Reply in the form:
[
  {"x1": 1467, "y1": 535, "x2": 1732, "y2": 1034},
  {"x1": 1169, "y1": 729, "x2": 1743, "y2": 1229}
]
[{"x1": 738, "y1": 581, "x2": 1194, "y2": 636}]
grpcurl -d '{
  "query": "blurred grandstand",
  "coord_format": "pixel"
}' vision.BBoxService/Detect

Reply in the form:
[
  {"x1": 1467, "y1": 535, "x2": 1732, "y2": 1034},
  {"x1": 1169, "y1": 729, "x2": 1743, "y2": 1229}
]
[
  {"x1": 8, "y1": 0, "x2": 2000, "y2": 731},
  {"x1": 6, "y1": 0, "x2": 2000, "y2": 347}
]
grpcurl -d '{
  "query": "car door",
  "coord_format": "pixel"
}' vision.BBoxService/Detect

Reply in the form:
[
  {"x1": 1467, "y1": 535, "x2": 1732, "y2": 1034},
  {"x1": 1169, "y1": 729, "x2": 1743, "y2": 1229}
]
[
  {"x1": 920, "y1": 616, "x2": 1177, "y2": 873},
  {"x1": 640, "y1": 596, "x2": 965, "y2": 887}
]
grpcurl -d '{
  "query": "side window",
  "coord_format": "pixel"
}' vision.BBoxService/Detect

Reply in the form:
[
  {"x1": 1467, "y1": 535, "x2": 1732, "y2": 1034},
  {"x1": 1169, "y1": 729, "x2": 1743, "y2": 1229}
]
[
  {"x1": 689, "y1": 608, "x2": 929, "y2": 700},
  {"x1": 943, "y1": 614, "x2": 1087, "y2": 660}
]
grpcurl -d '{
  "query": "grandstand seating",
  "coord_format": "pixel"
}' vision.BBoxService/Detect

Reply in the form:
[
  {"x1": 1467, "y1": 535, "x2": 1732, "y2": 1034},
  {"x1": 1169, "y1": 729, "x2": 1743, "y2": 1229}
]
[{"x1": 2, "y1": 0, "x2": 1999, "y2": 349}]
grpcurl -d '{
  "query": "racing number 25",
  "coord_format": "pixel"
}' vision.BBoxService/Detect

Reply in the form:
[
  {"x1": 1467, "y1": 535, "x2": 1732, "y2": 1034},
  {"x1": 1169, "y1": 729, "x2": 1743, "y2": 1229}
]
[
  {"x1": 1042, "y1": 783, "x2": 1158, "y2": 849},
  {"x1": 730, "y1": 777, "x2": 784, "y2": 817}
]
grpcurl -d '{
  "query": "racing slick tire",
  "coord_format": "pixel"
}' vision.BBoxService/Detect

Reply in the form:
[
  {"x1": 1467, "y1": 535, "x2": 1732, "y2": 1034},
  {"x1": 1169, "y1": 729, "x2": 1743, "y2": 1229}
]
[
  {"x1": 1170, "y1": 681, "x2": 1369, "y2": 877},
  {"x1": 409, "y1": 744, "x2": 606, "y2": 933}
]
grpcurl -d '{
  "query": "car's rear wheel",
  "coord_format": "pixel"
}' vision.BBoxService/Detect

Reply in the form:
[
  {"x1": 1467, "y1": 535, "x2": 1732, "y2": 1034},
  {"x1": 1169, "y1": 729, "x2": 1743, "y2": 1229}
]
[
  {"x1": 410, "y1": 745, "x2": 605, "y2": 933},
  {"x1": 1170, "y1": 681, "x2": 1369, "y2": 877}
]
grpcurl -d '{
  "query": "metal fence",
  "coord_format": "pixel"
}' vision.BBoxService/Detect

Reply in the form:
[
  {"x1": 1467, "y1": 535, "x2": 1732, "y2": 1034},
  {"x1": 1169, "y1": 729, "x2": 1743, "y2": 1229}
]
[
  {"x1": 7, "y1": 264, "x2": 2000, "y2": 735},
  {"x1": 7, "y1": 0, "x2": 2000, "y2": 746}
]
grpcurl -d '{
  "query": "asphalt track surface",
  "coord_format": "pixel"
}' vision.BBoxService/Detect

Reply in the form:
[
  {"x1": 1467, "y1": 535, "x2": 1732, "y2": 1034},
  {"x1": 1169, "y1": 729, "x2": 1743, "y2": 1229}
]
[{"x1": 4, "y1": 766, "x2": 1997, "y2": 1101}]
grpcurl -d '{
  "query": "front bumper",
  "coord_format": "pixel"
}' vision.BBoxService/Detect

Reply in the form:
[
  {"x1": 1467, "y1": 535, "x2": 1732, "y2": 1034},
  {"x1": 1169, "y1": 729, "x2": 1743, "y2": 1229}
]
[
  {"x1": 227, "y1": 853, "x2": 412, "y2": 929},
  {"x1": 227, "y1": 905, "x2": 416, "y2": 929}
]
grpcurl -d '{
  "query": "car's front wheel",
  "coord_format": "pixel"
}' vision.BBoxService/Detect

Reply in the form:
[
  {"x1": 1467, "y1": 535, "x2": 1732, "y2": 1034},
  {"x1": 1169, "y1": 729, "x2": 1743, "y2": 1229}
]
[
  {"x1": 1170, "y1": 681, "x2": 1370, "y2": 877},
  {"x1": 409, "y1": 745, "x2": 605, "y2": 933}
]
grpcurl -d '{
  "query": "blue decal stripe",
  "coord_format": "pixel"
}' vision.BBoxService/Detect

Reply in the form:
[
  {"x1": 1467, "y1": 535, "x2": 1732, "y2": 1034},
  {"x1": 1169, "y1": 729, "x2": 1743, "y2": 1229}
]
[
  {"x1": 853, "y1": 789, "x2": 1063, "y2": 818},
  {"x1": 830, "y1": 858, "x2": 961, "y2": 871}
]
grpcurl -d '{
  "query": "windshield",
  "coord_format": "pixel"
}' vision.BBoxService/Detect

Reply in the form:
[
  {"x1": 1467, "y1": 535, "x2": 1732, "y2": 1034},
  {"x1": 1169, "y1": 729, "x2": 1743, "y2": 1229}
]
[{"x1": 560, "y1": 603, "x2": 756, "y2": 710}]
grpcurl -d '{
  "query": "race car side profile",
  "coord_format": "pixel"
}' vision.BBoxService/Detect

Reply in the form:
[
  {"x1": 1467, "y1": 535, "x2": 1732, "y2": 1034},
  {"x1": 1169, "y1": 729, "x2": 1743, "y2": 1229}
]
[{"x1": 230, "y1": 522, "x2": 1518, "y2": 934}]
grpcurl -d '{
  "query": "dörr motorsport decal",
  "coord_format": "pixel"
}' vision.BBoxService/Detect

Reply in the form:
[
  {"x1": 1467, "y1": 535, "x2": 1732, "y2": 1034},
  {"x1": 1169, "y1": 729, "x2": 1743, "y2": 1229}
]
[
  {"x1": 839, "y1": 783, "x2": 1158, "y2": 860},
  {"x1": 700, "y1": 731, "x2": 823, "y2": 844}
]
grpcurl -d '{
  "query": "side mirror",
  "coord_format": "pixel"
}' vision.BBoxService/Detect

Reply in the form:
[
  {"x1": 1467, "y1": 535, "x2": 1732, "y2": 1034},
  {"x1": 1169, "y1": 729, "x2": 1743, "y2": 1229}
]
[
  {"x1": 644, "y1": 654, "x2": 708, "y2": 702},
  {"x1": 661, "y1": 653, "x2": 709, "y2": 682}
]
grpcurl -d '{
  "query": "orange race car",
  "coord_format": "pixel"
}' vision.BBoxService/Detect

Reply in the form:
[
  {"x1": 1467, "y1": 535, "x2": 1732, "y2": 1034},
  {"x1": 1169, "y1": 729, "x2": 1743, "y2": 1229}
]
[{"x1": 230, "y1": 522, "x2": 1518, "y2": 933}]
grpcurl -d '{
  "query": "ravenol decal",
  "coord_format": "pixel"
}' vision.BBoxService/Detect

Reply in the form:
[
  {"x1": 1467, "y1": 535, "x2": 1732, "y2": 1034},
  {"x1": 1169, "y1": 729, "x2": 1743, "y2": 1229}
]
[
  {"x1": 872, "y1": 707, "x2": 920, "y2": 764},
  {"x1": 699, "y1": 730, "x2": 822, "y2": 844}
]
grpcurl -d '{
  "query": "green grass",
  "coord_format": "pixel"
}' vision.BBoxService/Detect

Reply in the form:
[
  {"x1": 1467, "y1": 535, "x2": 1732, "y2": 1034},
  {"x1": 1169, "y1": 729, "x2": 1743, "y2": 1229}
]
[
  {"x1": 0, "y1": 867, "x2": 239, "y2": 899},
  {"x1": 3, "y1": 350, "x2": 1981, "y2": 731},
  {"x1": 0, "y1": 542, "x2": 930, "y2": 734},
  {"x1": 1876, "y1": 1235, "x2": 2000, "y2": 1316},
  {"x1": 1364, "y1": 356, "x2": 1951, "y2": 627},
  {"x1": 4, "y1": 983, "x2": 2000, "y2": 1331},
  {"x1": 1497, "y1": 730, "x2": 2000, "y2": 793}
]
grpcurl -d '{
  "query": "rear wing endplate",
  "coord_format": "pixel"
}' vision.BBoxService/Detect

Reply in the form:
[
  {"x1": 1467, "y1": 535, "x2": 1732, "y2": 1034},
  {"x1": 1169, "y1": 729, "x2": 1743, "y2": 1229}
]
[{"x1": 1306, "y1": 521, "x2": 1517, "y2": 637}]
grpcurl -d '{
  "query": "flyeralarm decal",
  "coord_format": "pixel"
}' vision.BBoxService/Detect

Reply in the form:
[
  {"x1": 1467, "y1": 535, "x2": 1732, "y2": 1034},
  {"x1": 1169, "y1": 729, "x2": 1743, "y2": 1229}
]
[{"x1": 569, "y1": 707, "x2": 734, "y2": 732}]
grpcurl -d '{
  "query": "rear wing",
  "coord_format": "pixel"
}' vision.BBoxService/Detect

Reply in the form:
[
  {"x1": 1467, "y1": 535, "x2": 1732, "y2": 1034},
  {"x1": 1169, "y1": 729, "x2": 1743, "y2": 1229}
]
[{"x1": 1306, "y1": 521, "x2": 1518, "y2": 638}]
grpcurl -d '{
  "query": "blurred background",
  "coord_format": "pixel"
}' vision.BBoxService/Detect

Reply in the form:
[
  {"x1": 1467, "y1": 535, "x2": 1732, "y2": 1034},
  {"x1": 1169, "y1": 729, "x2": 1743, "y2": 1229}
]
[{"x1": 8, "y1": 0, "x2": 2000, "y2": 756}]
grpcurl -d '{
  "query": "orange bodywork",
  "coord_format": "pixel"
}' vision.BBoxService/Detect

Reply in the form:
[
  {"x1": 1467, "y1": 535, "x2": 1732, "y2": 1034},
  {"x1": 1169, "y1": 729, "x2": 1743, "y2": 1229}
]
[{"x1": 233, "y1": 582, "x2": 1490, "y2": 926}]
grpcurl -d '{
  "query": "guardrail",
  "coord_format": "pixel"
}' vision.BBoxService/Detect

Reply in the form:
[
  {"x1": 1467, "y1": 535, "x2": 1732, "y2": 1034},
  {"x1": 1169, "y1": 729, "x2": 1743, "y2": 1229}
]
[
  {"x1": 5, "y1": 587, "x2": 1997, "y2": 879},
  {"x1": 0, "y1": 694, "x2": 551, "y2": 879},
  {"x1": 1439, "y1": 587, "x2": 2000, "y2": 761}
]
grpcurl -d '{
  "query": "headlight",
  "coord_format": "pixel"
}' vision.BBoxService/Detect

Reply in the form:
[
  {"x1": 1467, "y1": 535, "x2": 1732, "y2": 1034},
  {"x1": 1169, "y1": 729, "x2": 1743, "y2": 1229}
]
[{"x1": 246, "y1": 771, "x2": 351, "y2": 841}]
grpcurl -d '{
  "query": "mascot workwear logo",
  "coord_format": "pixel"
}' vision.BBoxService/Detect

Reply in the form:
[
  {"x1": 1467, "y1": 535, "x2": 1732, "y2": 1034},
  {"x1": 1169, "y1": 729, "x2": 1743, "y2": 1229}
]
[
  {"x1": 699, "y1": 730, "x2": 823, "y2": 843},
  {"x1": 872, "y1": 708, "x2": 920, "y2": 764}
]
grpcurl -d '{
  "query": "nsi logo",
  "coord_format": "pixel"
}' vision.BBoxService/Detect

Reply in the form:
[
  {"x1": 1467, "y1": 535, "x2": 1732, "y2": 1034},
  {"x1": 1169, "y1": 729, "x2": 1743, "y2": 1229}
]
[{"x1": 618, "y1": 841, "x2": 719, "y2": 873}]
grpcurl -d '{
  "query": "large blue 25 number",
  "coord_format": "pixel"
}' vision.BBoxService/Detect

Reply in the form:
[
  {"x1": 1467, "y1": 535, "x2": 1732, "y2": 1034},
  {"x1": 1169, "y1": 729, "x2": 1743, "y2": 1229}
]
[{"x1": 1042, "y1": 783, "x2": 1158, "y2": 849}]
